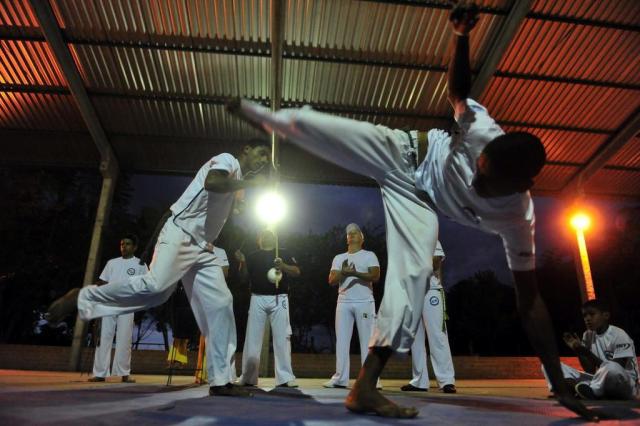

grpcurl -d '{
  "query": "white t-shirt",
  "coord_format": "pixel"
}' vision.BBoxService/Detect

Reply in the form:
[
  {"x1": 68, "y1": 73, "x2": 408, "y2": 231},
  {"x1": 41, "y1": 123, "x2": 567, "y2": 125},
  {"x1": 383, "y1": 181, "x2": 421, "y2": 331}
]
[
  {"x1": 331, "y1": 249, "x2": 379, "y2": 302},
  {"x1": 211, "y1": 246, "x2": 229, "y2": 267},
  {"x1": 170, "y1": 154, "x2": 243, "y2": 250},
  {"x1": 99, "y1": 256, "x2": 148, "y2": 284},
  {"x1": 414, "y1": 99, "x2": 535, "y2": 271},
  {"x1": 582, "y1": 325, "x2": 639, "y2": 385}
]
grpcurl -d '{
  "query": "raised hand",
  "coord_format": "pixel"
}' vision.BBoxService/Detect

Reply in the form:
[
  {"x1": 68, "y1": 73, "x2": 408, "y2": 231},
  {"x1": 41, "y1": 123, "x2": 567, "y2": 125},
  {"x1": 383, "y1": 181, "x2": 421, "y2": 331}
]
[
  {"x1": 341, "y1": 259, "x2": 356, "y2": 277},
  {"x1": 562, "y1": 332, "x2": 582, "y2": 351},
  {"x1": 450, "y1": 2, "x2": 480, "y2": 35}
]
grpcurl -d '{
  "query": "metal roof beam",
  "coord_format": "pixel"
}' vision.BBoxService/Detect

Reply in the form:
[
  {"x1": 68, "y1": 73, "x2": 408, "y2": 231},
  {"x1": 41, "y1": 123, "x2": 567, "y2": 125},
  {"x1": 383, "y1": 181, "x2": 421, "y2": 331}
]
[
  {"x1": 0, "y1": 82, "x2": 616, "y2": 135},
  {"x1": 562, "y1": 107, "x2": 640, "y2": 195},
  {"x1": 360, "y1": 1, "x2": 640, "y2": 32},
  {"x1": 469, "y1": 0, "x2": 534, "y2": 100},
  {"x1": 28, "y1": 0, "x2": 117, "y2": 178}
]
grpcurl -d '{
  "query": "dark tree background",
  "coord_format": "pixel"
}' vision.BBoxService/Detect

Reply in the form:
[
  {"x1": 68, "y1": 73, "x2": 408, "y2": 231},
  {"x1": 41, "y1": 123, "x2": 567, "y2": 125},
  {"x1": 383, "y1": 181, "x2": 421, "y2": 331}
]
[{"x1": 1, "y1": 166, "x2": 639, "y2": 357}]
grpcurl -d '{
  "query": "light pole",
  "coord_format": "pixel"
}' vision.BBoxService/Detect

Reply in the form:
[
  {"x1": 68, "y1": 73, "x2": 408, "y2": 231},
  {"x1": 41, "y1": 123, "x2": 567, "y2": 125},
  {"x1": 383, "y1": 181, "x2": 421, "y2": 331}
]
[{"x1": 570, "y1": 212, "x2": 596, "y2": 302}]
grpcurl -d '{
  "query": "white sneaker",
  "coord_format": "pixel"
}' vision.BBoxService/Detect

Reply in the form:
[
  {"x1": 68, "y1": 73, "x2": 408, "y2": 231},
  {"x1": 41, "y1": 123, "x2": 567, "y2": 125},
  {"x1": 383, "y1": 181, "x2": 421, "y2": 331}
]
[
  {"x1": 323, "y1": 380, "x2": 346, "y2": 389},
  {"x1": 376, "y1": 380, "x2": 383, "y2": 390},
  {"x1": 277, "y1": 380, "x2": 299, "y2": 388}
]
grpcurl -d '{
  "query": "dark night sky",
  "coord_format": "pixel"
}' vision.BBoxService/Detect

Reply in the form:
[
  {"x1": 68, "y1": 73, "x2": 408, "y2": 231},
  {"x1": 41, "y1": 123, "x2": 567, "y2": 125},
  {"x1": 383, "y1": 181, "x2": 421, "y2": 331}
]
[{"x1": 129, "y1": 174, "x2": 637, "y2": 289}]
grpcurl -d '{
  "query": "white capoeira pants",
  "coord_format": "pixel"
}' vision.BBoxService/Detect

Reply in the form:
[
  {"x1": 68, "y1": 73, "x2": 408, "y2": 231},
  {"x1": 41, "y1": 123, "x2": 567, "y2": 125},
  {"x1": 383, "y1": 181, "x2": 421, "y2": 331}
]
[
  {"x1": 78, "y1": 219, "x2": 237, "y2": 386},
  {"x1": 329, "y1": 301, "x2": 376, "y2": 386},
  {"x1": 241, "y1": 101, "x2": 439, "y2": 353},
  {"x1": 542, "y1": 361, "x2": 637, "y2": 400},
  {"x1": 92, "y1": 313, "x2": 134, "y2": 378},
  {"x1": 240, "y1": 294, "x2": 295, "y2": 386},
  {"x1": 409, "y1": 288, "x2": 455, "y2": 388}
]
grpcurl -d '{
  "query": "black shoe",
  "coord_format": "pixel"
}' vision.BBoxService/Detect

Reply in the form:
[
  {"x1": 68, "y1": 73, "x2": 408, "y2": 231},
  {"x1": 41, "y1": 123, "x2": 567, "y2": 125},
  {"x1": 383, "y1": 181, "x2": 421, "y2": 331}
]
[
  {"x1": 575, "y1": 382, "x2": 597, "y2": 400},
  {"x1": 401, "y1": 384, "x2": 428, "y2": 392},
  {"x1": 209, "y1": 383, "x2": 254, "y2": 397},
  {"x1": 45, "y1": 288, "x2": 80, "y2": 325},
  {"x1": 442, "y1": 384, "x2": 457, "y2": 393}
]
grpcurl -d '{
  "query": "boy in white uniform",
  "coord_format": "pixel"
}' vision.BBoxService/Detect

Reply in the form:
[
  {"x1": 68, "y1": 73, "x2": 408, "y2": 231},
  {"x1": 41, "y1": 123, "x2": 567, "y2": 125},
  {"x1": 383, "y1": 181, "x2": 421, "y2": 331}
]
[
  {"x1": 402, "y1": 241, "x2": 456, "y2": 393},
  {"x1": 89, "y1": 234, "x2": 148, "y2": 383},
  {"x1": 228, "y1": 3, "x2": 595, "y2": 420},
  {"x1": 544, "y1": 299, "x2": 639, "y2": 400},
  {"x1": 47, "y1": 140, "x2": 270, "y2": 397},
  {"x1": 324, "y1": 223, "x2": 380, "y2": 389}
]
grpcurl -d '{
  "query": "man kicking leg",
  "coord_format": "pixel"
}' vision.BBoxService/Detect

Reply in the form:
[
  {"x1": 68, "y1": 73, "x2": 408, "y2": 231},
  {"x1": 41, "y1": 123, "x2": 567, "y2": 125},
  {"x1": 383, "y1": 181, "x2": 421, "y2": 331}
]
[{"x1": 47, "y1": 141, "x2": 271, "y2": 397}]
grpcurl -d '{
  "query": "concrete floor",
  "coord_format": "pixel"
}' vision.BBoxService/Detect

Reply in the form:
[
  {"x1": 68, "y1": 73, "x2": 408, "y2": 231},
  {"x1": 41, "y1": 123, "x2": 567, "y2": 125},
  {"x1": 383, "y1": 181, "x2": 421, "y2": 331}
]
[{"x1": 0, "y1": 370, "x2": 638, "y2": 425}]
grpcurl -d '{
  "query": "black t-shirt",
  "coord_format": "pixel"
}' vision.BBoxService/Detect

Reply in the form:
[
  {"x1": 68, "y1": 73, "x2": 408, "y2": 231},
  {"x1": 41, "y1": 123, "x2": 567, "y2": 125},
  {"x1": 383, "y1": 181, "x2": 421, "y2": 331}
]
[{"x1": 246, "y1": 248, "x2": 296, "y2": 295}]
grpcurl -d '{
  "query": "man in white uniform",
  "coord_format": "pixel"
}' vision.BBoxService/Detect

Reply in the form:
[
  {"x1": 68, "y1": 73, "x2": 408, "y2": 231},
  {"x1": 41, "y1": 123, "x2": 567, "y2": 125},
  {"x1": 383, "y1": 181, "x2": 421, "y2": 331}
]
[
  {"x1": 324, "y1": 223, "x2": 380, "y2": 389},
  {"x1": 46, "y1": 140, "x2": 270, "y2": 397},
  {"x1": 401, "y1": 241, "x2": 456, "y2": 393},
  {"x1": 228, "y1": 4, "x2": 595, "y2": 419},
  {"x1": 89, "y1": 234, "x2": 147, "y2": 383},
  {"x1": 235, "y1": 229, "x2": 300, "y2": 388},
  {"x1": 544, "y1": 299, "x2": 639, "y2": 400}
]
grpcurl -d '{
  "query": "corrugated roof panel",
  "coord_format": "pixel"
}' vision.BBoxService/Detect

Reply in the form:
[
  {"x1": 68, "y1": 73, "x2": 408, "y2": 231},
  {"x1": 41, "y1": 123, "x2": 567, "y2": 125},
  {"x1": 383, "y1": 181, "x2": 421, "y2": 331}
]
[
  {"x1": 499, "y1": 19, "x2": 640, "y2": 84},
  {"x1": 0, "y1": 91, "x2": 85, "y2": 130},
  {"x1": 481, "y1": 77, "x2": 640, "y2": 131},
  {"x1": 73, "y1": 44, "x2": 270, "y2": 98},
  {"x1": 287, "y1": 0, "x2": 502, "y2": 68},
  {"x1": 533, "y1": 163, "x2": 577, "y2": 192},
  {"x1": 606, "y1": 136, "x2": 640, "y2": 168},
  {"x1": 53, "y1": 0, "x2": 270, "y2": 41},
  {"x1": 588, "y1": 168, "x2": 640, "y2": 197},
  {"x1": 0, "y1": 40, "x2": 67, "y2": 86},
  {"x1": 532, "y1": 0, "x2": 640, "y2": 27},
  {"x1": 92, "y1": 97, "x2": 260, "y2": 139},
  {"x1": 0, "y1": 0, "x2": 38, "y2": 27},
  {"x1": 501, "y1": 125, "x2": 607, "y2": 164},
  {"x1": 283, "y1": 59, "x2": 450, "y2": 115}
]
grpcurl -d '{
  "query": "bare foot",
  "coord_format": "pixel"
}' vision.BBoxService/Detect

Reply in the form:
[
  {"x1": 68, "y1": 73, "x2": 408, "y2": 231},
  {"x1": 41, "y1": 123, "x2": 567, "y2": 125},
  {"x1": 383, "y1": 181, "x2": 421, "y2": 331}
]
[
  {"x1": 345, "y1": 384, "x2": 418, "y2": 418},
  {"x1": 556, "y1": 393, "x2": 600, "y2": 422},
  {"x1": 45, "y1": 288, "x2": 80, "y2": 325}
]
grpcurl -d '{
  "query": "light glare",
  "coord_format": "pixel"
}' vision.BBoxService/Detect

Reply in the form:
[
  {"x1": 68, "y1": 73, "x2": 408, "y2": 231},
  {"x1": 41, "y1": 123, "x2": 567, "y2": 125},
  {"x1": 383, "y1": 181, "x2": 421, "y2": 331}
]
[
  {"x1": 570, "y1": 212, "x2": 591, "y2": 231},
  {"x1": 255, "y1": 191, "x2": 287, "y2": 224}
]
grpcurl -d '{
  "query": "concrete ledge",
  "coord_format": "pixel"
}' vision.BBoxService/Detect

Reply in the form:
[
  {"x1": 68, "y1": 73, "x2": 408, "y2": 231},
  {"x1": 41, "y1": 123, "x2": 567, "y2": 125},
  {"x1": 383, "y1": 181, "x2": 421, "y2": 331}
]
[{"x1": 0, "y1": 344, "x2": 588, "y2": 379}]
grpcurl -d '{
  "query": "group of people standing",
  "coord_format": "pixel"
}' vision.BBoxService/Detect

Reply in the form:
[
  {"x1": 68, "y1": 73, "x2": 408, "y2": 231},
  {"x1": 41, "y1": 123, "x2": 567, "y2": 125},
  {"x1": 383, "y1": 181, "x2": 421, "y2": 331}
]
[{"x1": 46, "y1": 3, "x2": 640, "y2": 421}]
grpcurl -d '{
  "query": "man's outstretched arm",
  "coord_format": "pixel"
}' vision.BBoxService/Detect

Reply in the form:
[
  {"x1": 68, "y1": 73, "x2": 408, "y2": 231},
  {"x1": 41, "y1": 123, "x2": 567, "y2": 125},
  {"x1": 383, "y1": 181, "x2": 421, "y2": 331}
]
[
  {"x1": 512, "y1": 270, "x2": 599, "y2": 421},
  {"x1": 448, "y1": 3, "x2": 478, "y2": 111}
]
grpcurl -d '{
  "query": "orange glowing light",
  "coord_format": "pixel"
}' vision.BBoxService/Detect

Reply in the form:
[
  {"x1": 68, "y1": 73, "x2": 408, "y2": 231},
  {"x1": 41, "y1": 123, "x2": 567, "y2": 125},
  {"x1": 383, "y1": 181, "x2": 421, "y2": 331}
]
[{"x1": 570, "y1": 212, "x2": 591, "y2": 231}]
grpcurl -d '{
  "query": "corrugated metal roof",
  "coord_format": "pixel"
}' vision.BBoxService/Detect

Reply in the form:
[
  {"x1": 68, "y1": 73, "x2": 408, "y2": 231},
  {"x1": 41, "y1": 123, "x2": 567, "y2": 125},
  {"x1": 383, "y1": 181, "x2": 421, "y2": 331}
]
[{"x1": 0, "y1": 0, "x2": 639, "y2": 198}]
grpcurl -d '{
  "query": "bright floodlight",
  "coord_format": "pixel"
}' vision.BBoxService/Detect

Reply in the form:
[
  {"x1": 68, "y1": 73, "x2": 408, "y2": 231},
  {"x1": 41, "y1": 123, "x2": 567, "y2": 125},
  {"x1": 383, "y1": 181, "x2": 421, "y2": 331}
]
[
  {"x1": 570, "y1": 212, "x2": 591, "y2": 231},
  {"x1": 255, "y1": 191, "x2": 287, "y2": 224}
]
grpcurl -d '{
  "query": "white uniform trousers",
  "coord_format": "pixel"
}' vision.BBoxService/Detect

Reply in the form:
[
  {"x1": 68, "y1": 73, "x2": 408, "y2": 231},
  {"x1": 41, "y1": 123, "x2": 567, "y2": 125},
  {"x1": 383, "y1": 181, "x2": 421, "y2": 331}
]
[
  {"x1": 92, "y1": 312, "x2": 134, "y2": 378},
  {"x1": 409, "y1": 288, "x2": 455, "y2": 389},
  {"x1": 542, "y1": 361, "x2": 637, "y2": 400},
  {"x1": 330, "y1": 301, "x2": 376, "y2": 386},
  {"x1": 78, "y1": 219, "x2": 237, "y2": 386},
  {"x1": 240, "y1": 294, "x2": 295, "y2": 386},
  {"x1": 242, "y1": 102, "x2": 439, "y2": 353}
]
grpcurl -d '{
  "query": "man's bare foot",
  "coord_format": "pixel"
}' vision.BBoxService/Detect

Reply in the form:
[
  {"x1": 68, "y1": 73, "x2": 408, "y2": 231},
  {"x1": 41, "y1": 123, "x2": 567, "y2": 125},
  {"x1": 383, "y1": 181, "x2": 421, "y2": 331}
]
[
  {"x1": 345, "y1": 384, "x2": 418, "y2": 418},
  {"x1": 45, "y1": 288, "x2": 80, "y2": 325},
  {"x1": 556, "y1": 393, "x2": 600, "y2": 422},
  {"x1": 225, "y1": 99, "x2": 270, "y2": 134}
]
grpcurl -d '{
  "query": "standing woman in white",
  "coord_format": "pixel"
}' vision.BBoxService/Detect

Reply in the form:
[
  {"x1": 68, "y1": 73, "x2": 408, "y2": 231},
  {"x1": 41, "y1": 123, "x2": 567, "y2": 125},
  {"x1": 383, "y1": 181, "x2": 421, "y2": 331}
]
[
  {"x1": 89, "y1": 234, "x2": 147, "y2": 383},
  {"x1": 325, "y1": 224, "x2": 380, "y2": 389}
]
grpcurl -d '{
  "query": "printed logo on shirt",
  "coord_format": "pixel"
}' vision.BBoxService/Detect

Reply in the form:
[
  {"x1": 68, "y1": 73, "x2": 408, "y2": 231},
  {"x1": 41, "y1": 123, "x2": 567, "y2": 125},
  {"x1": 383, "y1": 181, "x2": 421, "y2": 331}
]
[
  {"x1": 616, "y1": 343, "x2": 631, "y2": 351},
  {"x1": 429, "y1": 296, "x2": 440, "y2": 306},
  {"x1": 127, "y1": 268, "x2": 136, "y2": 276}
]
